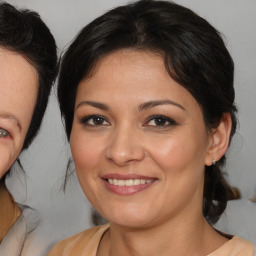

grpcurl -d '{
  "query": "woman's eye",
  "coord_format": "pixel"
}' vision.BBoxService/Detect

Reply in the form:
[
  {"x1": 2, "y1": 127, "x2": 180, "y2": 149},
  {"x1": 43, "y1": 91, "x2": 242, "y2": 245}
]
[
  {"x1": 0, "y1": 128, "x2": 9, "y2": 137},
  {"x1": 80, "y1": 115, "x2": 110, "y2": 126},
  {"x1": 146, "y1": 115, "x2": 176, "y2": 127}
]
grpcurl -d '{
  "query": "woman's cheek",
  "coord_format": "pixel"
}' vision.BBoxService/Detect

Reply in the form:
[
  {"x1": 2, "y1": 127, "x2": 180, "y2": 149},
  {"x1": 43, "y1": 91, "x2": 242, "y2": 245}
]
[
  {"x1": 147, "y1": 135, "x2": 187, "y2": 168},
  {"x1": 0, "y1": 143, "x2": 17, "y2": 178},
  {"x1": 70, "y1": 129, "x2": 100, "y2": 172}
]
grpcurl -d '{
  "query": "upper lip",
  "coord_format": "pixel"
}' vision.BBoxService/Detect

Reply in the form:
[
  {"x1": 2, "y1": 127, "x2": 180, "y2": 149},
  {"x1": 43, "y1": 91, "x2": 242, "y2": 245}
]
[{"x1": 101, "y1": 173, "x2": 156, "y2": 180}]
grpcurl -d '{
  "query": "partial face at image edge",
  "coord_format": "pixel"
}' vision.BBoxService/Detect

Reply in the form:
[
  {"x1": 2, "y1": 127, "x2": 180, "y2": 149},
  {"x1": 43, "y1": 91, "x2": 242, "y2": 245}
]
[{"x1": 0, "y1": 47, "x2": 38, "y2": 178}]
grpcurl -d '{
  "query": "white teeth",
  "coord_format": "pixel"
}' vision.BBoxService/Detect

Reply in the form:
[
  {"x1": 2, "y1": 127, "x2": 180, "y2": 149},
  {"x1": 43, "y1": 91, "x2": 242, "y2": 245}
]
[
  {"x1": 107, "y1": 178, "x2": 152, "y2": 186},
  {"x1": 118, "y1": 180, "x2": 125, "y2": 186},
  {"x1": 125, "y1": 179, "x2": 132, "y2": 186},
  {"x1": 134, "y1": 179, "x2": 141, "y2": 185},
  {"x1": 140, "y1": 179, "x2": 146, "y2": 185}
]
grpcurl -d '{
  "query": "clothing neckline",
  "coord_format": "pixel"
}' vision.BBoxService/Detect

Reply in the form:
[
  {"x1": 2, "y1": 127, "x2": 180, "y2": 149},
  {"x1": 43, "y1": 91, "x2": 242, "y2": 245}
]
[
  {"x1": 96, "y1": 225, "x2": 253, "y2": 256},
  {"x1": 207, "y1": 236, "x2": 254, "y2": 256}
]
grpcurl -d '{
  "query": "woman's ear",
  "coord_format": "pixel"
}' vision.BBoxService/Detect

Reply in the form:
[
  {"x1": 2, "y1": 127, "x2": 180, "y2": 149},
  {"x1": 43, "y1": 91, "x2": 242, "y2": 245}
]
[{"x1": 205, "y1": 113, "x2": 232, "y2": 166}]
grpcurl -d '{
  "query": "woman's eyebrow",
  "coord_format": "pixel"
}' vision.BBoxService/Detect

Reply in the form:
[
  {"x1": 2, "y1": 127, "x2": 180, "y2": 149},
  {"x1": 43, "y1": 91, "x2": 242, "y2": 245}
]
[
  {"x1": 76, "y1": 100, "x2": 186, "y2": 112},
  {"x1": 0, "y1": 113, "x2": 22, "y2": 130},
  {"x1": 138, "y1": 100, "x2": 186, "y2": 111},
  {"x1": 76, "y1": 101, "x2": 109, "y2": 111}
]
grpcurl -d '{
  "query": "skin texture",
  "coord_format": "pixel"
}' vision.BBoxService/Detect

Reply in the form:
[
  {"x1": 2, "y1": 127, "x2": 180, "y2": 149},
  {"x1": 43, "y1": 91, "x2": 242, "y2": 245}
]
[
  {"x1": 70, "y1": 50, "x2": 231, "y2": 256},
  {"x1": 0, "y1": 47, "x2": 38, "y2": 178}
]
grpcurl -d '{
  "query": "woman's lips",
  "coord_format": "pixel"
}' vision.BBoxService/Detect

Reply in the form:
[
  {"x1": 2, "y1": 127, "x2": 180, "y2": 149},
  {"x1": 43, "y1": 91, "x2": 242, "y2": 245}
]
[{"x1": 101, "y1": 174, "x2": 157, "y2": 195}]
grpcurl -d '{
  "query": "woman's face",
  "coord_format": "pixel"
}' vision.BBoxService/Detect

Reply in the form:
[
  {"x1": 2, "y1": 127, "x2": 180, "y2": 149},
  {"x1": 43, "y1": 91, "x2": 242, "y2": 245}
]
[
  {"x1": 71, "y1": 49, "x2": 214, "y2": 228},
  {"x1": 0, "y1": 48, "x2": 38, "y2": 178}
]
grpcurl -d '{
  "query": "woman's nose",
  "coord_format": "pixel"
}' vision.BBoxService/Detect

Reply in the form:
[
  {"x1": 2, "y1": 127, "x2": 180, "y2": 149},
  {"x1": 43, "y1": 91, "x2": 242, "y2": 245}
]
[{"x1": 105, "y1": 126, "x2": 145, "y2": 166}]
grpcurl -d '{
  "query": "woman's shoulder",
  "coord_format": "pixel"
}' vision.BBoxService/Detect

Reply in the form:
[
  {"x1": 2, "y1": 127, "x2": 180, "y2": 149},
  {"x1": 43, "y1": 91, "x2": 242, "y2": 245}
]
[
  {"x1": 47, "y1": 224, "x2": 109, "y2": 256},
  {"x1": 208, "y1": 236, "x2": 255, "y2": 256}
]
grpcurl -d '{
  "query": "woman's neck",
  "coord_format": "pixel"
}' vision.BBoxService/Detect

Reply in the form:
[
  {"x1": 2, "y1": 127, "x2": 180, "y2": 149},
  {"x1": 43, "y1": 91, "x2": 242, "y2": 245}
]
[
  {"x1": 0, "y1": 179, "x2": 21, "y2": 242},
  {"x1": 97, "y1": 213, "x2": 228, "y2": 256}
]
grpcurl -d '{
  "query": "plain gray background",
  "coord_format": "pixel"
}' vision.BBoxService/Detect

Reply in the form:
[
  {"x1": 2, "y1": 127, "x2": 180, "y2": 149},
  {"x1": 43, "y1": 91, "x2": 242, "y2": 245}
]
[{"x1": 4, "y1": 0, "x2": 256, "y2": 255}]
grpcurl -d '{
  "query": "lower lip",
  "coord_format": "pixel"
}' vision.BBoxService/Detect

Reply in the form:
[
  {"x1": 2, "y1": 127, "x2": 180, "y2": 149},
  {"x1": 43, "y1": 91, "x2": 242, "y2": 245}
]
[{"x1": 102, "y1": 179, "x2": 156, "y2": 195}]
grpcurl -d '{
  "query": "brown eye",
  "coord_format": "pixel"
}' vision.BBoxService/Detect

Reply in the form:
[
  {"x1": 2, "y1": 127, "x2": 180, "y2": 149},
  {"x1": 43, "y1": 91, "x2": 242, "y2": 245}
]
[
  {"x1": 146, "y1": 115, "x2": 177, "y2": 127},
  {"x1": 80, "y1": 115, "x2": 110, "y2": 126},
  {"x1": 0, "y1": 128, "x2": 9, "y2": 137},
  {"x1": 154, "y1": 117, "x2": 168, "y2": 126},
  {"x1": 89, "y1": 116, "x2": 105, "y2": 125}
]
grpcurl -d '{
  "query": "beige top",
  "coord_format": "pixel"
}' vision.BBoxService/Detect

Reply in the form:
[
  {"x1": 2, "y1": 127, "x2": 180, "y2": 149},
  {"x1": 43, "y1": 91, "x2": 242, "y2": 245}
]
[
  {"x1": 0, "y1": 180, "x2": 28, "y2": 256},
  {"x1": 0, "y1": 180, "x2": 21, "y2": 242},
  {"x1": 48, "y1": 224, "x2": 255, "y2": 256}
]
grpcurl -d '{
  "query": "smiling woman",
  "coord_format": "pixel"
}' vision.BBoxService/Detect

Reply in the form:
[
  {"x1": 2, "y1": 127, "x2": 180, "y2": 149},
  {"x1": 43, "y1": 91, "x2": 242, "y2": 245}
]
[
  {"x1": 48, "y1": 0, "x2": 255, "y2": 255},
  {"x1": 0, "y1": 2, "x2": 57, "y2": 255},
  {"x1": 71, "y1": 50, "x2": 216, "y2": 230}
]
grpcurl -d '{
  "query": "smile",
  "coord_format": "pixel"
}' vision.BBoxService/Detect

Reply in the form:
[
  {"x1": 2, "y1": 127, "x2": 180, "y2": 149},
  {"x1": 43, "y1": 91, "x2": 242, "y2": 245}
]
[
  {"x1": 108, "y1": 179, "x2": 152, "y2": 186},
  {"x1": 102, "y1": 175, "x2": 156, "y2": 195}
]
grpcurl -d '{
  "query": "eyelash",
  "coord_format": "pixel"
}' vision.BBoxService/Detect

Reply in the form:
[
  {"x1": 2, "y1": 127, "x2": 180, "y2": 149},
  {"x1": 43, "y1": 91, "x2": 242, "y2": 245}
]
[
  {"x1": 144, "y1": 115, "x2": 177, "y2": 128},
  {"x1": 79, "y1": 114, "x2": 177, "y2": 128},
  {"x1": 79, "y1": 115, "x2": 110, "y2": 126}
]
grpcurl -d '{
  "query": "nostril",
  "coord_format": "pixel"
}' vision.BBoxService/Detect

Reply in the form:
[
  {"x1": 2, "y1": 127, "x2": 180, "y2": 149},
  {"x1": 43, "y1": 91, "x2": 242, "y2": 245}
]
[{"x1": 104, "y1": 131, "x2": 145, "y2": 166}]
